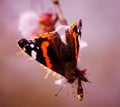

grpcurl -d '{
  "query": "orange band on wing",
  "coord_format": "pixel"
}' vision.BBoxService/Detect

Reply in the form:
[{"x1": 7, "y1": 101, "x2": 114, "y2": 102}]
[
  {"x1": 73, "y1": 32, "x2": 78, "y2": 60},
  {"x1": 70, "y1": 23, "x2": 78, "y2": 60},
  {"x1": 41, "y1": 41, "x2": 52, "y2": 68},
  {"x1": 34, "y1": 33, "x2": 51, "y2": 40},
  {"x1": 40, "y1": 33, "x2": 51, "y2": 39}
]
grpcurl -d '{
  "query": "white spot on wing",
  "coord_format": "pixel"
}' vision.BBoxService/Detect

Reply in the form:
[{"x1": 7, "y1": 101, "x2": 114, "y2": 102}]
[
  {"x1": 30, "y1": 44, "x2": 34, "y2": 48},
  {"x1": 37, "y1": 47, "x2": 39, "y2": 49},
  {"x1": 31, "y1": 50, "x2": 37, "y2": 59},
  {"x1": 77, "y1": 28, "x2": 80, "y2": 34},
  {"x1": 23, "y1": 47, "x2": 26, "y2": 51}
]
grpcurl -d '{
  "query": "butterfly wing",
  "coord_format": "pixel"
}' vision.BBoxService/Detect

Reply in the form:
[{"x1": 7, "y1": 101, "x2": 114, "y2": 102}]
[
  {"x1": 18, "y1": 20, "x2": 82, "y2": 78},
  {"x1": 66, "y1": 20, "x2": 82, "y2": 61},
  {"x1": 18, "y1": 32, "x2": 65, "y2": 76}
]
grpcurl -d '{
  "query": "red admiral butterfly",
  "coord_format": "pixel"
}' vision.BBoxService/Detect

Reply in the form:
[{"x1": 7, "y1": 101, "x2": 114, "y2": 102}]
[{"x1": 18, "y1": 19, "x2": 89, "y2": 101}]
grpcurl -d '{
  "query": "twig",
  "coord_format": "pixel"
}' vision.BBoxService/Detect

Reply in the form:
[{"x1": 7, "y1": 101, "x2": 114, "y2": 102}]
[{"x1": 52, "y1": 0, "x2": 67, "y2": 25}]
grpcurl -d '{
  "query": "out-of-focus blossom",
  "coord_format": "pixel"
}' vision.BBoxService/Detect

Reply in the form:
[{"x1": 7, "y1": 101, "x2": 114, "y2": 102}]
[
  {"x1": 39, "y1": 13, "x2": 53, "y2": 25},
  {"x1": 18, "y1": 11, "x2": 40, "y2": 39},
  {"x1": 18, "y1": 11, "x2": 58, "y2": 38},
  {"x1": 80, "y1": 40, "x2": 88, "y2": 49},
  {"x1": 39, "y1": 13, "x2": 58, "y2": 33}
]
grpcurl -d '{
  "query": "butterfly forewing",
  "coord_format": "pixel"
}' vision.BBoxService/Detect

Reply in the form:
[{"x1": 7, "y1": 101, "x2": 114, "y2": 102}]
[{"x1": 18, "y1": 33, "x2": 66, "y2": 76}]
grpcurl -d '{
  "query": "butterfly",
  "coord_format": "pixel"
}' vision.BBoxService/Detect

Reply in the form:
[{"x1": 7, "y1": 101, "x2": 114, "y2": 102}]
[{"x1": 18, "y1": 19, "x2": 89, "y2": 101}]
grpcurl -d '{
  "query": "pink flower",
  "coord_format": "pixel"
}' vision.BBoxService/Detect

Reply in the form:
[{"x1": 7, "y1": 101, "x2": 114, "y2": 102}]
[{"x1": 39, "y1": 13, "x2": 53, "y2": 25}]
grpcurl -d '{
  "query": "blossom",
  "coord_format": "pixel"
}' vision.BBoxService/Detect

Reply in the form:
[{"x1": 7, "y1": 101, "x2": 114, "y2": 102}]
[
  {"x1": 18, "y1": 11, "x2": 40, "y2": 39},
  {"x1": 38, "y1": 13, "x2": 57, "y2": 33},
  {"x1": 18, "y1": 11, "x2": 58, "y2": 38},
  {"x1": 55, "y1": 25, "x2": 70, "y2": 44}
]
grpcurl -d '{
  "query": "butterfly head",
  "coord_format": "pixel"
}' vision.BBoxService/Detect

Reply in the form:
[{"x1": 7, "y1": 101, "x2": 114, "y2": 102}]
[{"x1": 77, "y1": 19, "x2": 82, "y2": 37}]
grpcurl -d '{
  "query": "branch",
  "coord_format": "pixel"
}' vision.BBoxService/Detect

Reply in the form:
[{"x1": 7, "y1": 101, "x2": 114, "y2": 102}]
[{"x1": 52, "y1": 0, "x2": 67, "y2": 25}]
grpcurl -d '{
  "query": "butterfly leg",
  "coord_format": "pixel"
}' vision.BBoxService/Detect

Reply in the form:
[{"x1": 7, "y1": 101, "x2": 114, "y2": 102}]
[
  {"x1": 77, "y1": 78, "x2": 83, "y2": 101},
  {"x1": 44, "y1": 70, "x2": 52, "y2": 79}
]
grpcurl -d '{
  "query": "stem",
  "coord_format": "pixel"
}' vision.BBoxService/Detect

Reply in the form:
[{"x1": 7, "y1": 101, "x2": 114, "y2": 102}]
[{"x1": 52, "y1": 0, "x2": 67, "y2": 25}]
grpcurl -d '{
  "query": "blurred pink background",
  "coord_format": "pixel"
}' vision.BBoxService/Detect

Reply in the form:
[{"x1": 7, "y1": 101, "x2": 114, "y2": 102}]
[{"x1": 0, "y1": 0, "x2": 120, "y2": 107}]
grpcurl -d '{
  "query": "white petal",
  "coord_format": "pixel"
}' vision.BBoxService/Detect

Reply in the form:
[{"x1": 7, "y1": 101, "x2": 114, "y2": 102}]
[
  {"x1": 80, "y1": 40, "x2": 88, "y2": 49},
  {"x1": 54, "y1": 78, "x2": 67, "y2": 86},
  {"x1": 55, "y1": 25, "x2": 70, "y2": 35},
  {"x1": 55, "y1": 25, "x2": 70, "y2": 44}
]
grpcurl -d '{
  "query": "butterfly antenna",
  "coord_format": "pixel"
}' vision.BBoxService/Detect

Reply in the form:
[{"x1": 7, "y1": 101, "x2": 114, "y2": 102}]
[{"x1": 77, "y1": 19, "x2": 82, "y2": 38}]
